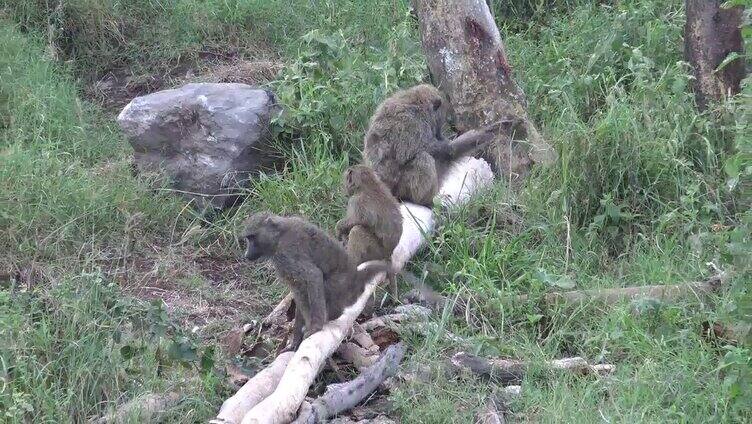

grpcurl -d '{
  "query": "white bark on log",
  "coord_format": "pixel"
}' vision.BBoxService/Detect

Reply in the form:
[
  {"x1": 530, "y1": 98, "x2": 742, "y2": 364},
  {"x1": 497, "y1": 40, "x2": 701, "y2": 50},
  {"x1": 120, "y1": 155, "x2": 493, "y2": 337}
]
[
  {"x1": 211, "y1": 352, "x2": 295, "y2": 424},
  {"x1": 217, "y1": 157, "x2": 495, "y2": 424}
]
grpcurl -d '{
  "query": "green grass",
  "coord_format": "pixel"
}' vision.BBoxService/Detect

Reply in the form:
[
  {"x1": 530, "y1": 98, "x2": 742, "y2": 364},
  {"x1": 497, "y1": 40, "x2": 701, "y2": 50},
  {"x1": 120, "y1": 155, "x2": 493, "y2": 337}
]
[{"x1": 1, "y1": 0, "x2": 750, "y2": 422}]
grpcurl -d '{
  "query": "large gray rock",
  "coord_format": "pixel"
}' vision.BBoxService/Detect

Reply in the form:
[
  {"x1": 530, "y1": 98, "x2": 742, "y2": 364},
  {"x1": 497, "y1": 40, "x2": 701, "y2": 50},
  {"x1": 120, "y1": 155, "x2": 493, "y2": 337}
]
[{"x1": 117, "y1": 83, "x2": 280, "y2": 209}]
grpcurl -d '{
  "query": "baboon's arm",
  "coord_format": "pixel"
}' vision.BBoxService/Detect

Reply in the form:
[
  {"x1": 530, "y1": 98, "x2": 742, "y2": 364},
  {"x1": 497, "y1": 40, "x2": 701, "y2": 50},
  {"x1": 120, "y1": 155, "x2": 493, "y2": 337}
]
[
  {"x1": 429, "y1": 120, "x2": 514, "y2": 160},
  {"x1": 305, "y1": 270, "x2": 328, "y2": 331},
  {"x1": 335, "y1": 197, "x2": 370, "y2": 238},
  {"x1": 429, "y1": 128, "x2": 494, "y2": 160},
  {"x1": 335, "y1": 217, "x2": 355, "y2": 239},
  {"x1": 289, "y1": 309, "x2": 305, "y2": 351}
]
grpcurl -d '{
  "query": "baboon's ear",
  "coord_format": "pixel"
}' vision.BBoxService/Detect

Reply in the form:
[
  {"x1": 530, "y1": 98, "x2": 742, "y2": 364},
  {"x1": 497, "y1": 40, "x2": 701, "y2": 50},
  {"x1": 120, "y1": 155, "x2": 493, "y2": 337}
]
[
  {"x1": 345, "y1": 168, "x2": 354, "y2": 185},
  {"x1": 432, "y1": 97, "x2": 442, "y2": 111}
]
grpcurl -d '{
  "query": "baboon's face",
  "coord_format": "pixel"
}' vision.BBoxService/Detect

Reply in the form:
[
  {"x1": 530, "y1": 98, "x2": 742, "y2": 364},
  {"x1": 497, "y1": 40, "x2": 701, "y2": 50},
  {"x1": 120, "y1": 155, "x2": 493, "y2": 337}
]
[{"x1": 241, "y1": 213, "x2": 281, "y2": 260}]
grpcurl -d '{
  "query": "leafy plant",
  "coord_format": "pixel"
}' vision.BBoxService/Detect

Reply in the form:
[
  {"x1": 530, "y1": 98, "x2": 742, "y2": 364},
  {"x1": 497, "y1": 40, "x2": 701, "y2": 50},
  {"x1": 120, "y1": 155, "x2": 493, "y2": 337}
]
[{"x1": 118, "y1": 299, "x2": 216, "y2": 376}]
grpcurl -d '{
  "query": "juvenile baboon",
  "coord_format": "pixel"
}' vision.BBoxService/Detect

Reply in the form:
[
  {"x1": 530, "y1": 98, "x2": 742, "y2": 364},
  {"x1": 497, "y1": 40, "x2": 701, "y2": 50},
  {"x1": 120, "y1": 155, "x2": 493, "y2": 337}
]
[
  {"x1": 363, "y1": 84, "x2": 509, "y2": 206},
  {"x1": 335, "y1": 165, "x2": 403, "y2": 310},
  {"x1": 241, "y1": 212, "x2": 390, "y2": 350}
]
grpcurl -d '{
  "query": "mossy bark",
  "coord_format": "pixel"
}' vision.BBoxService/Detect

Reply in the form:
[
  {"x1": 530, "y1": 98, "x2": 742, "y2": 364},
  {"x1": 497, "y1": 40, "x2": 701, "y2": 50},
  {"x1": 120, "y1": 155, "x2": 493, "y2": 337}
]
[{"x1": 684, "y1": 0, "x2": 745, "y2": 110}]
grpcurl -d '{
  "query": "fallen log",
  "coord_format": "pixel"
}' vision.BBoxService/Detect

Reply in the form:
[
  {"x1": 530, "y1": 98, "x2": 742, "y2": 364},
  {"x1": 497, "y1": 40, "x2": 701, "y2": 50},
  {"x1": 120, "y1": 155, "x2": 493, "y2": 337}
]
[
  {"x1": 448, "y1": 352, "x2": 615, "y2": 385},
  {"x1": 240, "y1": 267, "x2": 387, "y2": 424},
  {"x1": 291, "y1": 343, "x2": 406, "y2": 424},
  {"x1": 518, "y1": 271, "x2": 729, "y2": 306},
  {"x1": 404, "y1": 272, "x2": 729, "y2": 316},
  {"x1": 212, "y1": 352, "x2": 295, "y2": 424},
  {"x1": 217, "y1": 157, "x2": 494, "y2": 424}
]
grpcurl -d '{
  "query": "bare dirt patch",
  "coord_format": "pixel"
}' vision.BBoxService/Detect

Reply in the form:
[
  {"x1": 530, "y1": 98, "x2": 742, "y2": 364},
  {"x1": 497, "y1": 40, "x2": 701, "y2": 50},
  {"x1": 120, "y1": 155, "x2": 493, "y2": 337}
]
[
  {"x1": 85, "y1": 58, "x2": 284, "y2": 114},
  {"x1": 115, "y1": 250, "x2": 283, "y2": 339}
]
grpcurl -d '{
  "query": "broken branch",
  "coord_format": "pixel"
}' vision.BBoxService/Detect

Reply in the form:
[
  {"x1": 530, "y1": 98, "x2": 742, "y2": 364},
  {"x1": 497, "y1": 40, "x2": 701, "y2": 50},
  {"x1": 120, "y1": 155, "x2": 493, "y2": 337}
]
[
  {"x1": 292, "y1": 343, "x2": 406, "y2": 424},
  {"x1": 211, "y1": 352, "x2": 295, "y2": 424},
  {"x1": 448, "y1": 352, "x2": 615, "y2": 385}
]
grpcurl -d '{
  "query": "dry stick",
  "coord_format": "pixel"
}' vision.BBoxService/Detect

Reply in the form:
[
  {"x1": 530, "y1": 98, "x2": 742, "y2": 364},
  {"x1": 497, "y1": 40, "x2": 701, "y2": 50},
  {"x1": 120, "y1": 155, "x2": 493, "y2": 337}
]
[
  {"x1": 475, "y1": 394, "x2": 507, "y2": 424},
  {"x1": 262, "y1": 292, "x2": 295, "y2": 328},
  {"x1": 407, "y1": 273, "x2": 729, "y2": 316},
  {"x1": 219, "y1": 157, "x2": 494, "y2": 424},
  {"x1": 516, "y1": 271, "x2": 728, "y2": 306},
  {"x1": 211, "y1": 352, "x2": 295, "y2": 424},
  {"x1": 448, "y1": 352, "x2": 615, "y2": 386},
  {"x1": 291, "y1": 343, "x2": 407, "y2": 424}
]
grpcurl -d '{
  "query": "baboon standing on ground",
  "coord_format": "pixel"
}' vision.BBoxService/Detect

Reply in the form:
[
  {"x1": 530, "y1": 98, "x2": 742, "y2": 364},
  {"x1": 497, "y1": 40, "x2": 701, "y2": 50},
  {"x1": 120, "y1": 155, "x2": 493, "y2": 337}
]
[
  {"x1": 364, "y1": 84, "x2": 508, "y2": 206},
  {"x1": 336, "y1": 165, "x2": 403, "y2": 311},
  {"x1": 241, "y1": 212, "x2": 390, "y2": 350}
]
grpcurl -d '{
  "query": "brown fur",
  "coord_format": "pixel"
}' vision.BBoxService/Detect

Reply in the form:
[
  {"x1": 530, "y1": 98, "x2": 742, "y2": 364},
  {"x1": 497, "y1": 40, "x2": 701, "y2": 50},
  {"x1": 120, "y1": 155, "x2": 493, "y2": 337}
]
[
  {"x1": 363, "y1": 84, "x2": 504, "y2": 206},
  {"x1": 241, "y1": 212, "x2": 389, "y2": 350},
  {"x1": 336, "y1": 165, "x2": 403, "y2": 313}
]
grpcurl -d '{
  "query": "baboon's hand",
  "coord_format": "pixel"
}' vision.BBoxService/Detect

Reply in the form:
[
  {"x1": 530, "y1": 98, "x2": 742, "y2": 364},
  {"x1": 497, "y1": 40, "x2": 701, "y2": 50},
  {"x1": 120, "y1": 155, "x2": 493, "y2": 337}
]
[
  {"x1": 481, "y1": 118, "x2": 520, "y2": 135},
  {"x1": 335, "y1": 219, "x2": 348, "y2": 239}
]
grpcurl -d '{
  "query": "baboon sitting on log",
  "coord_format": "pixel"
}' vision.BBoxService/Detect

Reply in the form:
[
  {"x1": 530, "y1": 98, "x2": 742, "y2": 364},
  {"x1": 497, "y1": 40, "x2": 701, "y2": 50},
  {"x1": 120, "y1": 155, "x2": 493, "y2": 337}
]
[
  {"x1": 241, "y1": 212, "x2": 390, "y2": 350},
  {"x1": 336, "y1": 165, "x2": 403, "y2": 313}
]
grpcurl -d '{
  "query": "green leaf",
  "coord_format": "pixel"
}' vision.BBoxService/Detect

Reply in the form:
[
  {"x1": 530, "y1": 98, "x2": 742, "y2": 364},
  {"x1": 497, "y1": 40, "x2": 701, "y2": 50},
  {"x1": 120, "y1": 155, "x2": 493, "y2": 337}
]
[
  {"x1": 722, "y1": 0, "x2": 749, "y2": 8},
  {"x1": 725, "y1": 155, "x2": 742, "y2": 178},
  {"x1": 526, "y1": 314, "x2": 544, "y2": 324},
  {"x1": 168, "y1": 340, "x2": 199, "y2": 363},
  {"x1": 120, "y1": 344, "x2": 139, "y2": 360},
  {"x1": 552, "y1": 276, "x2": 576, "y2": 290},
  {"x1": 715, "y1": 52, "x2": 743, "y2": 72},
  {"x1": 200, "y1": 347, "x2": 216, "y2": 373}
]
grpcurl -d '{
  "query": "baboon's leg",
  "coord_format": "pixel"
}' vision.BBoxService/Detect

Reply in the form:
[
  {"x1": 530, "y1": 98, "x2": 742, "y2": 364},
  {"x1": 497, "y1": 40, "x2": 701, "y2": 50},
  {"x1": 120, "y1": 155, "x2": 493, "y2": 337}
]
[
  {"x1": 287, "y1": 310, "x2": 305, "y2": 351},
  {"x1": 396, "y1": 151, "x2": 438, "y2": 206},
  {"x1": 348, "y1": 226, "x2": 389, "y2": 317},
  {"x1": 277, "y1": 256, "x2": 327, "y2": 332}
]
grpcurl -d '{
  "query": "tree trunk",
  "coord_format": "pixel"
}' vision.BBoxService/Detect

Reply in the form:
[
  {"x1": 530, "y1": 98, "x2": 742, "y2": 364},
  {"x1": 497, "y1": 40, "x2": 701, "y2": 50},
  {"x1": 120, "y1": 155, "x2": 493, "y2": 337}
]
[
  {"x1": 411, "y1": 0, "x2": 556, "y2": 183},
  {"x1": 684, "y1": 0, "x2": 745, "y2": 110}
]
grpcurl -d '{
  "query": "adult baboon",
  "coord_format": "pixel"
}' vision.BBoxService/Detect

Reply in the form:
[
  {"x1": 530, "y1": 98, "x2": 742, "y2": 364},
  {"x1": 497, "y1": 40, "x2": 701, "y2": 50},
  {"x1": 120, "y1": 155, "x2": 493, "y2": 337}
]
[
  {"x1": 363, "y1": 84, "x2": 507, "y2": 206},
  {"x1": 241, "y1": 212, "x2": 390, "y2": 350}
]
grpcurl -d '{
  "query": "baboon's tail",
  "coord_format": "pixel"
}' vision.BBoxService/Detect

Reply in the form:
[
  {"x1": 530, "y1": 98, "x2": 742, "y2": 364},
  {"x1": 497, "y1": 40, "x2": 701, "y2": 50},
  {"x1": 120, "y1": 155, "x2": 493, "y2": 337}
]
[{"x1": 356, "y1": 259, "x2": 394, "y2": 281}]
